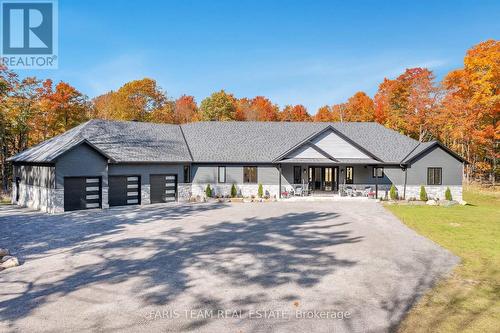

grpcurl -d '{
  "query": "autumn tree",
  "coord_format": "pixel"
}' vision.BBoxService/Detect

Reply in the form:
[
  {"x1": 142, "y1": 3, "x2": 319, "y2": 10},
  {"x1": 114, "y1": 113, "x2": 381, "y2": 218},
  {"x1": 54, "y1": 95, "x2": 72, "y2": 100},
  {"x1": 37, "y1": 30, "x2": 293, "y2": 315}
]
[
  {"x1": 314, "y1": 105, "x2": 333, "y2": 122},
  {"x1": 199, "y1": 90, "x2": 236, "y2": 121},
  {"x1": 93, "y1": 78, "x2": 168, "y2": 122},
  {"x1": 280, "y1": 104, "x2": 311, "y2": 121},
  {"x1": 173, "y1": 95, "x2": 198, "y2": 123},
  {"x1": 440, "y1": 40, "x2": 499, "y2": 181},
  {"x1": 344, "y1": 91, "x2": 375, "y2": 121},
  {"x1": 331, "y1": 103, "x2": 347, "y2": 122},
  {"x1": 374, "y1": 68, "x2": 440, "y2": 141}
]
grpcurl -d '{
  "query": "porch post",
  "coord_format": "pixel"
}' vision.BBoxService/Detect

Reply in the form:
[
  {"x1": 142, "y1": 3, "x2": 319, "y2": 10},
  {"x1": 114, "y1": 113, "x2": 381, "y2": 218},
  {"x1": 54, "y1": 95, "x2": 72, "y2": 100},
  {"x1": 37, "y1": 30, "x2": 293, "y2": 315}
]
[
  {"x1": 403, "y1": 167, "x2": 407, "y2": 200},
  {"x1": 278, "y1": 163, "x2": 282, "y2": 199},
  {"x1": 375, "y1": 167, "x2": 378, "y2": 199}
]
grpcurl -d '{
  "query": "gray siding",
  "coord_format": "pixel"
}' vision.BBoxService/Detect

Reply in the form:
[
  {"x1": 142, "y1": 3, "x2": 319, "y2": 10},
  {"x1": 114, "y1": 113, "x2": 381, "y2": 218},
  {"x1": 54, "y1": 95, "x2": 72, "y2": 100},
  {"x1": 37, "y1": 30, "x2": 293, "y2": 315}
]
[
  {"x1": 13, "y1": 164, "x2": 55, "y2": 188},
  {"x1": 108, "y1": 164, "x2": 185, "y2": 185},
  {"x1": 55, "y1": 143, "x2": 108, "y2": 188},
  {"x1": 192, "y1": 165, "x2": 280, "y2": 185},
  {"x1": 406, "y1": 146, "x2": 463, "y2": 186}
]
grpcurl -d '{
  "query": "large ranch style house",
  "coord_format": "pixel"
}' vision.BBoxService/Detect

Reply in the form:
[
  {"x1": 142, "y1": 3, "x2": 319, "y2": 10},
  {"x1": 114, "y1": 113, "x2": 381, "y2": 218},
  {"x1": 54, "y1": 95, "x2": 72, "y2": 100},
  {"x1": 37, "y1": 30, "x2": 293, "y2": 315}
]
[{"x1": 8, "y1": 120, "x2": 465, "y2": 212}]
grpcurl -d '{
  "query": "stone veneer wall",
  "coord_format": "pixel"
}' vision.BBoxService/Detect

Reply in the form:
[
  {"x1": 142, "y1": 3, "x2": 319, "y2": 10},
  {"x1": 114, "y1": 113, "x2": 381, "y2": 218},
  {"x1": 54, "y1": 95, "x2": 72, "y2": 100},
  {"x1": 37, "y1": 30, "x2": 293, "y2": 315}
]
[
  {"x1": 397, "y1": 185, "x2": 462, "y2": 201},
  {"x1": 141, "y1": 185, "x2": 151, "y2": 205},
  {"x1": 12, "y1": 183, "x2": 64, "y2": 213},
  {"x1": 190, "y1": 183, "x2": 280, "y2": 198}
]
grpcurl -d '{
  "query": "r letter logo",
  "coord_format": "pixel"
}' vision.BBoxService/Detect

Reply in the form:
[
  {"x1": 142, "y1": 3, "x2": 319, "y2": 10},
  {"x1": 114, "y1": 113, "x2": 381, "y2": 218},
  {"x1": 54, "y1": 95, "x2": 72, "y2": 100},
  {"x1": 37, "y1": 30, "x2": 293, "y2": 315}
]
[{"x1": 1, "y1": 0, "x2": 58, "y2": 69}]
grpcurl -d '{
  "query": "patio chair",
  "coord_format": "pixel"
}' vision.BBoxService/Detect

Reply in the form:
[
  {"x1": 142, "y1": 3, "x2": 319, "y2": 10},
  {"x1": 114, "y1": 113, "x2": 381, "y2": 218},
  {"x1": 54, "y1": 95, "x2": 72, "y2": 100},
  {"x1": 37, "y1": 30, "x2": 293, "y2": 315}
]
[
  {"x1": 294, "y1": 186, "x2": 303, "y2": 196},
  {"x1": 362, "y1": 186, "x2": 372, "y2": 197},
  {"x1": 345, "y1": 186, "x2": 354, "y2": 197}
]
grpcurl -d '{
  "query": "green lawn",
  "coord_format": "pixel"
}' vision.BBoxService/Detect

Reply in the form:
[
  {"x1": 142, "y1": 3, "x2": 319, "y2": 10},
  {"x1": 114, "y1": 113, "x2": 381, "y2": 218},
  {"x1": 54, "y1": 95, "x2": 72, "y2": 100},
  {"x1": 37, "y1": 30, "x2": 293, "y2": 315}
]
[{"x1": 386, "y1": 187, "x2": 500, "y2": 333}]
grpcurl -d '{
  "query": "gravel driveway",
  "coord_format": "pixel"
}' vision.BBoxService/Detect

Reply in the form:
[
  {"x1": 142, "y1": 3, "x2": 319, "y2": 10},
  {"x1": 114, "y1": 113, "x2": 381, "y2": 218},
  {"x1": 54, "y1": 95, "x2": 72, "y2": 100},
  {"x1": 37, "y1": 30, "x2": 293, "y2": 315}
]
[{"x1": 0, "y1": 201, "x2": 458, "y2": 332}]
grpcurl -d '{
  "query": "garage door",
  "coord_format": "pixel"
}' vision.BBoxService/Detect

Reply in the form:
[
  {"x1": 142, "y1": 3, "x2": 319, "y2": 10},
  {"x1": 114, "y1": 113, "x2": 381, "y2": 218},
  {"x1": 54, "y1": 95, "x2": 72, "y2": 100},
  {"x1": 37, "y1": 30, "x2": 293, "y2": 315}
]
[
  {"x1": 150, "y1": 174, "x2": 177, "y2": 204},
  {"x1": 64, "y1": 177, "x2": 101, "y2": 211},
  {"x1": 109, "y1": 175, "x2": 141, "y2": 206}
]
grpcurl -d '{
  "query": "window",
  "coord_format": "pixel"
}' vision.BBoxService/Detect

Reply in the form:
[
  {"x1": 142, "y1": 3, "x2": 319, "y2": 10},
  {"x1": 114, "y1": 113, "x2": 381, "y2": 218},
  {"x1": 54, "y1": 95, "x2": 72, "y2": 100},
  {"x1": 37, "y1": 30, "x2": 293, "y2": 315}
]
[
  {"x1": 183, "y1": 165, "x2": 190, "y2": 183},
  {"x1": 293, "y1": 166, "x2": 302, "y2": 184},
  {"x1": 372, "y1": 167, "x2": 384, "y2": 178},
  {"x1": 243, "y1": 166, "x2": 257, "y2": 183},
  {"x1": 346, "y1": 166, "x2": 354, "y2": 184},
  {"x1": 218, "y1": 166, "x2": 226, "y2": 183},
  {"x1": 427, "y1": 167, "x2": 442, "y2": 185}
]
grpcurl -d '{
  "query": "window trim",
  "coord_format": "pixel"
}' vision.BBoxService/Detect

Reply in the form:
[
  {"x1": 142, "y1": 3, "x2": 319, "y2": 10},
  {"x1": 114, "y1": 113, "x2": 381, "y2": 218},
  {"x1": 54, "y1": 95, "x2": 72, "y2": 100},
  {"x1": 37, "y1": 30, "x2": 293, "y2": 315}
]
[
  {"x1": 345, "y1": 166, "x2": 354, "y2": 184},
  {"x1": 293, "y1": 166, "x2": 302, "y2": 184},
  {"x1": 243, "y1": 166, "x2": 258, "y2": 184},
  {"x1": 427, "y1": 167, "x2": 442, "y2": 185},
  {"x1": 218, "y1": 166, "x2": 226, "y2": 183},
  {"x1": 183, "y1": 165, "x2": 191, "y2": 183},
  {"x1": 372, "y1": 167, "x2": 384, "y2": 178}
]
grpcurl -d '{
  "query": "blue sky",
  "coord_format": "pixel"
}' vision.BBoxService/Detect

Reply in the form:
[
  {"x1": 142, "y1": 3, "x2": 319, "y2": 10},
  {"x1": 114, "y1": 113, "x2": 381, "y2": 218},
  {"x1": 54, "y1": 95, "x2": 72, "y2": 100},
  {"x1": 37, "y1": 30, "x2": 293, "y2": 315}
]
[{"x1": 19, "y1": 0, "x2": 500, "y2": 113}]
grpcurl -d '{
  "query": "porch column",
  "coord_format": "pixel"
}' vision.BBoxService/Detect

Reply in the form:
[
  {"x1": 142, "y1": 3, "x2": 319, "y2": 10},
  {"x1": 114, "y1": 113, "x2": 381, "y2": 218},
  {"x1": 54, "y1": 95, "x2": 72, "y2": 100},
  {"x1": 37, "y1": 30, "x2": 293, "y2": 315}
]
[
  {"x1": 278, "y1": 164, "x2": 282, "y2": 198},
  {"x1": 375, "y1": 167, "x2": 378, "y2": 198},
  {"x1": 403, "y1": 167, "x2": 407, "y2": 200}
]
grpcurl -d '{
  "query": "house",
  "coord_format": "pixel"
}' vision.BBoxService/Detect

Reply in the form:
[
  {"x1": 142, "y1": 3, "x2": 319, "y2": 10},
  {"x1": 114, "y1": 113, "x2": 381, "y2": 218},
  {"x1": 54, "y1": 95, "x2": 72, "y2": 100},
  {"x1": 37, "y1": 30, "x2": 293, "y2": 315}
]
[{"x1": 8, "y1": 119, "x2": 465, "y2": 212}]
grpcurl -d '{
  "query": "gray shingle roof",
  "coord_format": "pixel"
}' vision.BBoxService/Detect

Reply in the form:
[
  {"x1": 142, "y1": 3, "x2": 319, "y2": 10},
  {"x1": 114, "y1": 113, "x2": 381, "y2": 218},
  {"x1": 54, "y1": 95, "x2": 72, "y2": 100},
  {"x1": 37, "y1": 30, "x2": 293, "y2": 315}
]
[
  {"x1": 9, "y1": 120, "x2": 428, "y2": 164},
  {"x1": 8, "y1": 119, "x2": 192, "y2": 163}
]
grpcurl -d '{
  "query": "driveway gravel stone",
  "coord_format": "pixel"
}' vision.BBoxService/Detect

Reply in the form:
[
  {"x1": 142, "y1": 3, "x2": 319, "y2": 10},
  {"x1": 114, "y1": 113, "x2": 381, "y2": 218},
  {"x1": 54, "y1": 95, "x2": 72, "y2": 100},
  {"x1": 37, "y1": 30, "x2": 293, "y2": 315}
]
[{"x1": 0, "y1": 201, "x2": 458, "y2": 332}]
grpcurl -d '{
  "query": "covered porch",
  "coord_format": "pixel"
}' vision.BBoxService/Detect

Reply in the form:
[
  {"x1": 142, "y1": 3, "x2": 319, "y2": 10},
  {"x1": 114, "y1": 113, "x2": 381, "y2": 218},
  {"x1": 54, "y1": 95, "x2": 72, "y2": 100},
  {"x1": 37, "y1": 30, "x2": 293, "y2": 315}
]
[{"x1": 277, "y1": 158, "x2": 393, "y2": 198}]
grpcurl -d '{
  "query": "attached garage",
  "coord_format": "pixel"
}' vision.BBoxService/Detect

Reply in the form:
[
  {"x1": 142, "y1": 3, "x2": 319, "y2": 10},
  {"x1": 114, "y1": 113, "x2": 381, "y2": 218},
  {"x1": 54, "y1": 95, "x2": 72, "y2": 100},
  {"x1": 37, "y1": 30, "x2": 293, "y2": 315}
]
[
  {"x1": 64, "y1": 177, "x2": 102, "y2": 211},
  {"x1": 109, "y1": 175, "x2": 141, "y2": 206},
  {"x1": 150, "y1": 174, "x2": 177, "y2": 203}
]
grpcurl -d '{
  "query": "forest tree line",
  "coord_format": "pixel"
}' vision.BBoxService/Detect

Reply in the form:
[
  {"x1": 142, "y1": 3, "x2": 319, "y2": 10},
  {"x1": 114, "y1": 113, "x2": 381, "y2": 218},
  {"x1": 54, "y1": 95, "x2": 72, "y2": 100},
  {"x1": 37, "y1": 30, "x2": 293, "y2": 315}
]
[{"x1": 0, "y1": 40, "x2": 498, "y2": 191}]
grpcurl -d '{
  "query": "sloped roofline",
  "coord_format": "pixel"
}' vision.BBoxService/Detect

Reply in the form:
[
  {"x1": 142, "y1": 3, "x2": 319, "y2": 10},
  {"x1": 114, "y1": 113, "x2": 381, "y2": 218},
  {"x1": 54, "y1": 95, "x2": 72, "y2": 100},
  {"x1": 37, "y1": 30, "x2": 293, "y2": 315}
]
[
  {"x1": 273, "y1": 124, "x2": 382, "y2": 162},
  {"x1": 49, "y1": 139, "x2": 115, "y2": 163},
  {"x1": 401, "y1": 140, "x2": 467, "y2": 164}
]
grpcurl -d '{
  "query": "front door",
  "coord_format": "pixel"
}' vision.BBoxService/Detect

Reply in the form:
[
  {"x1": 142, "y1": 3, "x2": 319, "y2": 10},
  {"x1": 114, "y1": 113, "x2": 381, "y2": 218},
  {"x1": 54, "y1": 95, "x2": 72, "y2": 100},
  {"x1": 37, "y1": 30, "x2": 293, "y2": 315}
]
[{"x1": 308, "y1": 166, "x2": 339, "y2": 191}]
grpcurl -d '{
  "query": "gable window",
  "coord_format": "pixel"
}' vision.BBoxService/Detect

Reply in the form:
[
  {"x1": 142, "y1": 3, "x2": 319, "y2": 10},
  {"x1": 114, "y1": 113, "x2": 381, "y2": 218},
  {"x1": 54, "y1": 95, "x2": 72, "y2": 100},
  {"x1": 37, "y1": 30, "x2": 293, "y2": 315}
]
[
  {"x1": 293, "y1": 166, "x2": 302, "y2": 184},
  {"x1": 243, "y1": 166, "x2": 257, "y2": 183},
  {"x1": 218, "y1": 166, "x2": 226, "y2": 183},
  {"x1": 427, "y1": 167, "x2": 442, "y2": 185},
  {"x1": 346, "y1": 166, "x2": 354, "y2": 184},
  {"x1": 372, "y1": 167, "x2": 384, "y2": 178},
  {"x1": 183, "y1": 165, "x2": 190, "y2": 183}
]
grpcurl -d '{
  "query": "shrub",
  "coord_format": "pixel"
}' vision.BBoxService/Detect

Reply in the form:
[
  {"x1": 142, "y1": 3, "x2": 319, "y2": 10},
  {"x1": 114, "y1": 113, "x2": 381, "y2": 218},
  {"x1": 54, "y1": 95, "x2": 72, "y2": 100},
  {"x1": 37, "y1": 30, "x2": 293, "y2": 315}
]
[
  {"x1": 419, "y1": 186, "x2": 428, "y2": 201},
  {"x1": 389, "y1": 184, "x2": 398, "y2": 200},
  {"x1": 258, "y1": 183, "x2": 263, "y2": 198},
  {"x1": 205, "y1": 184, "x2": 212, "y2": 198},
  {"x1": 231, "y1": 184, "x2": 237, "y2": 198},
  {"x1": 445, "y1": 187, "x2": 452, "y2": 200}
]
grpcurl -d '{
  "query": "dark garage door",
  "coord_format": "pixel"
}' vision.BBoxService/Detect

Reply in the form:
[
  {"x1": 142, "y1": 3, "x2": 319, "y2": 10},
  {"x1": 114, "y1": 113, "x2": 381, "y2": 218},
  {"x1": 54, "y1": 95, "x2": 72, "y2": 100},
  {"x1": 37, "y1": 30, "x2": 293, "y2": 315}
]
[
  {"x1": 64, "y1": 177, "x2": 102, "y2": 211},
  {"x1": 109, "y1": 175, "x2": 141, "y2": 206},
  {"x1": 150, "y1": 174, "x2": 177, "y2": 204}
]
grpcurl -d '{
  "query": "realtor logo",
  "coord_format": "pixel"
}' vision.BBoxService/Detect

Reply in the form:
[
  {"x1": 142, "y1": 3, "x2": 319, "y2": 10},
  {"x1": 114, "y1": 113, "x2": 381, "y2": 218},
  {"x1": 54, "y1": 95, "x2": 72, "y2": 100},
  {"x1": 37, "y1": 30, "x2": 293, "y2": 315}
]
[{"x1": 1, "y1": 0, "x2": 58, "y2": 69}]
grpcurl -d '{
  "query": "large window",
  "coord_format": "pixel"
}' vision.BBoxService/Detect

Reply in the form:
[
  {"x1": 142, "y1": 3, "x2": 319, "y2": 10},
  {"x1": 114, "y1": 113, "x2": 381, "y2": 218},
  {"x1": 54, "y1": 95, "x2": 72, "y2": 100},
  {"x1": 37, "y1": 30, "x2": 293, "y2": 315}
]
[
  {"x1": 372, "y1": 167, "x2": 384, "y2": 178},
  {"x1": 293, "y1": 166, "x2": 302, "y2": 184},
  {"x1": 346, "y1": 166, "x2": 354, "y2": 184},
  {"x1": 218, "y1": 166, "x2": 226, "y2": 183},
  {"x1": 427, "y1": 167, "x2": 442, "y2": 185},
  {"x1": 243, "y1": 166, "x2": 257, "y2": 183},
  {"x1": 183, "y1": 165, "x2": 190, "y2": 183}
]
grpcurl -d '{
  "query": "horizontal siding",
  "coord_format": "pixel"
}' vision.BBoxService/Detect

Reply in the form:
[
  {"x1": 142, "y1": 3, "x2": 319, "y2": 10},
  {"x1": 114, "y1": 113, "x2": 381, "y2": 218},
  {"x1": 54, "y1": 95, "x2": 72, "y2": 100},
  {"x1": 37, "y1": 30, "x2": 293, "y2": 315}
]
[
  {"x1": 109, "y1": 164, "x2": 185, "y2": 185},
  {"x1": 55, "y1": 144, "x2": 107, "y2": 188},
  {"x1": 192, "y1": 165, "x2": 280, "y2": 185}
]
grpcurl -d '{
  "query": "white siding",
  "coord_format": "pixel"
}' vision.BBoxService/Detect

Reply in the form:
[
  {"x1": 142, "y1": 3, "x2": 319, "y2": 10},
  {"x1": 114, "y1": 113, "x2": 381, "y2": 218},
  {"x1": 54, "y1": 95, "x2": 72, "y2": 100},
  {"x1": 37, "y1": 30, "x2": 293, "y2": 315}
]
[
  {"x1": 286, "y1": 145, "x2": 327, "y2": 159},
  {"x1": 312, "y1": 130, "x2": 369, "y2": 159}
]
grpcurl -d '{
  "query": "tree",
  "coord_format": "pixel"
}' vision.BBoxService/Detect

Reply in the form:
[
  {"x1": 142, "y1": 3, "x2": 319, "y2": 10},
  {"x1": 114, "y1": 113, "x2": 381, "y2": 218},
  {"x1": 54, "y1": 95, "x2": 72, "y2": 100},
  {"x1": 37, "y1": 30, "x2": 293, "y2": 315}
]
[
  {"x1": 445, "y1": 187, "x2": 452, "y2": 201},
  {"x1": 280, "y1": 105, "x2": 311, "y2": 121},
  {"x1": 314, "y1": 105, "x2": 333, "y2": 122},
  {"x1": 389, "y1": 184, "x2": 398, "y2": 200},
  {"x1": 199, "y1": 90, "x2": 236, "y2": 121},
  {"x1": 440, "y1": 40, "x2": 499, "y2": 182},
  {"x1": 344, "y1": 91, "x2": 375, "y2": 121},
  {"x1": 258, "y1": 183, "x2": 263, "y2": 198},
  {"x1": 173, "y1": 95, "x2": 198, "y2": 123},
  {"x1": 93, "y1": 78, "x2": 168, "y2": 122},
  {"x1": 331, "y1": 103, "x2": 348, "y2": 122},
  {"x1": 251, "y1": 96, "x2": 280, "y2": 121},
  {"x1": 374, "y1": 68, "x2": 440, "y2": 141},
  {"x1": 419, "y1": 186, "x2": 428, "y2": 201}
]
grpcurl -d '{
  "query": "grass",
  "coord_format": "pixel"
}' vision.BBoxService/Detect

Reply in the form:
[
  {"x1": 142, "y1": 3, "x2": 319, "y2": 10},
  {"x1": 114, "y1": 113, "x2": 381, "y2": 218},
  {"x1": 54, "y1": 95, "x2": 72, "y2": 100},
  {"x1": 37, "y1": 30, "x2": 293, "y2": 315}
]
[{"x1": 386, "y1": 186, "x2": 500, "y2": 333}]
